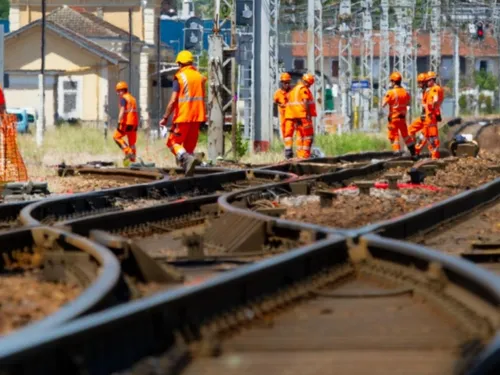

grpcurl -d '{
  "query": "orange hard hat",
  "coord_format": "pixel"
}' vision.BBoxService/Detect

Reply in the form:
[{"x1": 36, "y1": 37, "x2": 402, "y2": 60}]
[
  {"x1": 302, "y1": 73, "x2": 315, "y2": 85},
  {"x1": 116, "y1": 81, "x2": 128, "y2": 91},
  {"x1": 417, "y1": 73, "x2": 428, "y2": 83},
  {"x1": 426, "y1": 71, "x2": 437, "y2": 80},
  {"x1": 390, "y1": 72, "x2": 402, "y2": 82},
  {"x1": 280, "y1": 72, "x2": 292, "y2": 82}
]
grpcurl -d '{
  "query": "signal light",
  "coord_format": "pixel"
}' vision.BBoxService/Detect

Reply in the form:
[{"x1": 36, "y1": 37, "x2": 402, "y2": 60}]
[{"x1": 477, "y1": 23, "x2": 484, "y2": 40}]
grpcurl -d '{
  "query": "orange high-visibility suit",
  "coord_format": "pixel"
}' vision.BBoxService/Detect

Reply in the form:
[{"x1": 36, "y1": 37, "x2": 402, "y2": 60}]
[
  {"x1": 418, "y1": 86, "x2": 441, "y2": 159},
  {"x1": 273, "y1": 88, "x2": 288, "y2": 139},
  {"x1": 166, "y1": 66, "x2": 207, "y2": 157},
  {"x1": 114, "y1": 92, "x2": 139, "y2": 162},
  {"x1": 284, "y1": 83, "x2": 316, "y2": 159},
  {"x1": 382, "y1": 86, "x2": 414, "y2": 152},
  {"x1": 409, "y1": 88, "x2": 428, "y2": 154}
]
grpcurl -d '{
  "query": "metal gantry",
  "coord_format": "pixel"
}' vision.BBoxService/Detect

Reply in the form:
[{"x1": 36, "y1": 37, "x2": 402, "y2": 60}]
[
  {"x1": 269, "y1": 0, "x2": 281, "y2": 139},
  {"x1": 338, "y1": 0, "x2": 353, "y2": 132},
  {"x1": 429, "y1": 0, "x2": 441, "y2": 74},
  {"x1": 394, "y1": 0, "x2": 414, "y2": 84},
  {"x1": 378, "y1": 0, "x2": 390, "y2": 123},
  {"x1": 360, "y1": 0, "x2": 373, "y2": 131},
  {"x1": 307, "y1": 0, "x2": 325, "y2": 133}
]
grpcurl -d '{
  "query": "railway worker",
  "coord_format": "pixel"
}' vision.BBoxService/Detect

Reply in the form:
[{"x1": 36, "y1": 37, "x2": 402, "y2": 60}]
[
  {"x1": 160, "y1": 50, "x2": 206, "y2": 176},
  {"x1": 114, "y1": 81, "x2": 138, "y2": 166},
  {"x1": 0, "y1": 85, "x2": 6, "y2": 115},
  {"x1": 381, "y1": 72, "x2": 416, "y2": 156},
  {"x1": 420, "y1": 71, "x2": 443, "y2": 159},
  {"x1": 409, "y1": 72, "x2": 429, "y2": 156},
  {"x1": 273, "y1": 72, "x2": 292, "y2": 140},
  {"x1": 283, "y1": 73, "x2": 317, "y2": 159}
]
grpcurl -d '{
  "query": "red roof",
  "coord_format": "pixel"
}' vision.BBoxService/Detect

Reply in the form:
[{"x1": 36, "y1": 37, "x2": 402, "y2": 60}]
[{"x1": 291, "y1": 30, "x2": 499, "y2": 58}]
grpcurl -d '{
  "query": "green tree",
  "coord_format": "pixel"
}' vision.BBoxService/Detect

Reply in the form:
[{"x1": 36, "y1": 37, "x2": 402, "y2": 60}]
[
  {"x1": 0, "y1": 0, "x2": 9, "y2": 20},
  {"x1": 474, "y1": 71, "x2": 499, "y2": 91}
]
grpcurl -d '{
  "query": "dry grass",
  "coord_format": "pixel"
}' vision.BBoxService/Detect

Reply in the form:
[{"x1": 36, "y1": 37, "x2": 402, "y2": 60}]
[{"x1": 16, "y1": 126, "x2": 393, "y2": 184}]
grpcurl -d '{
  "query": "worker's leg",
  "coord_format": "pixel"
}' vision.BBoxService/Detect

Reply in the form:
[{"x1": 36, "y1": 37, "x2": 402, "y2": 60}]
[
  {"x1": 396, "y1": 119, "x2": 416, "y2": 156},
  {"x1": 426, "y1": 123, "x2": 440, "y2": 159},
  {"x1": 387, "y1": 121, "x2": 401, "y2": 152},
  {"x1": 409, "y1": 118, "x2": 426, "y2": 155},
  {"x1": 113, "y1": 128, "x2": 130, "y2": 156},
  {"x1": 126, "y1": 129, "x2": 137, "y2": 162},
  {"x1": 183, "y1": 122, "x2": 201, "y2": 155},
  {"x1": 283, "y1": 119, "x2": 296, "y2": 159},
  {"x1": 280, "y1": 117, "x2": 286, "y2": 141},
  {"x1": 296, "y1": 119, "x2": 314, "y2": 159},
  {"x1": 166, "y1": 122, "x2": 199, "y2": 176}
]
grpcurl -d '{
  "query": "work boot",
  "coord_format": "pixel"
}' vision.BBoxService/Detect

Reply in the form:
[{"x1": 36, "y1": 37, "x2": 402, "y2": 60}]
[
  {"x1": 285, "y1": 149, "x2": 293, "y2": 160},
  {"x1": 181, "y1": 153, "x2": 200, "y2": 177},
  {"x1": 407, "y1": 144, "x2": 416, "y2": 157}
]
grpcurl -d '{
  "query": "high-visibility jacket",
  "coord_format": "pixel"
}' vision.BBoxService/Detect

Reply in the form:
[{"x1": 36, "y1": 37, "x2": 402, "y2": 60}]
[
  {"x1": 384, "y1": 86, "x2": 411, "y2": 121},
  {"x1": 284, "y1": 83, "x2": 316, "y2": 119},
  {"x1": 174, "y1": 66, "x2": 207, "y2": 124},
  {"x1": 425, "y1": 85, "x2": 442, "y2": 115},
  {"x1": 273, "y1": 88, "x2": 288, "y2": 120},
  {"x1": 121, "y1": 92, "x2": 138, "y2": 126}
]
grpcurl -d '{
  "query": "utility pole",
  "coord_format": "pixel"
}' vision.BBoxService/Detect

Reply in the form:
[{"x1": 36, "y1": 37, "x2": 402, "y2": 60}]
[
  {"x1": 429, "y1": 0, "x2": 441, "y2": 73},
  {"x1": 338, "y1": 0, "x2": 352, "y2": 133},
  {"x1": 270, "y1": 0, "x2": 280, "y2": 139},
  {"x1": 156, "y1": 13, "x2": 162, "y2": 128},
  {"x1": 454, "y1": 31, "x2": 460, "y2": 117},
  {"x1": 37, "y1": 0, "x2": 46, "y2": 147},
  {"x1": 129, "y1": 8, "x2": 133, "y2": 86},
  {"x1": 378, "y1": 0, "x2": 390, "y2": 128},
  {"x1": 491, "y1": 0, "x2": 500, "y2": 109},
  {"x1": 395, "y1": 1, "x2": 414, "y2": 85},
  {"x1": 208, "y1": 0, "x2": 237, "y2": 160},
  {"x1": 307, "y1": 0, "x2": 324, "y2": 134},
  {"x1": 360, "y1": 0, "x2": 373, "y2": 131}
]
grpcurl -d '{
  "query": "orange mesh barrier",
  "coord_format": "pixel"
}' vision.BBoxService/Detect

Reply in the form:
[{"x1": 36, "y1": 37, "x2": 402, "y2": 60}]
[{"x1": 0, "y1": 114, "x2": 28, "y2": 182}]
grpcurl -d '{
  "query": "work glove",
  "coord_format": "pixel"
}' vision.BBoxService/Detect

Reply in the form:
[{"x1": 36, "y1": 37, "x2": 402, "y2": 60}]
[
  {"x1": 420, "y1": 114, "x2": 426, "y2": 121},
  {"x1": 159, "y1": 117, "x2": 168, "y2": 126},
  {"x1": 160, "y1": 125, "x2": 168, "y2": 138},
  {"x1": 436, "y1": 114, "x2": 442, "y2": 122}
]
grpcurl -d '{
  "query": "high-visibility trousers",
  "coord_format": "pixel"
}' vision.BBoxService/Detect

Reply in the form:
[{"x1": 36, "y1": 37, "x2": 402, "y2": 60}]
[
  {"x1": 387, "y1": 118, "x2": 414, "y2": 152},
  {"x1": 113, "y1": 124, "x2": 137, "y2": 161},
  {"x1": 416, "y1": 121, "x2": 440, "y2": 159},
  {"x1": 166, "y1": 122, "x2": 201, "y2": 158},
  {"x1": 284, "y1": 118, "x2": 314, "y2": 159},
  {"x1": 0, "y1": 114, "x2": 27, "y2": 182},
  {"x1": 279, "y1": 115, "x2": 286, "y2": 140}
]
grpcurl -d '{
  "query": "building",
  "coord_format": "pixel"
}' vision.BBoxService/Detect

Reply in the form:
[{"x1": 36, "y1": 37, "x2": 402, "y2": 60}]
[
  {"x1": 285, "y1": 30, "x2": 499, "y2": 87},
  {"x1": 4, "y1": 5, "x2": 176, "y2": 127},
  {"x1": 7, "y1": 0, "x2": 173, "y2": 127}
]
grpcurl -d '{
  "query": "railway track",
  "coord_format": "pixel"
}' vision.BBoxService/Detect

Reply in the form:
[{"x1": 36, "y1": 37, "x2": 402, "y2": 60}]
[
  {"x1": 219, "y1": 156, "x2": 500, "y2": 231},
  {"x1": 0, "y1": 226, "x2": 121, "y2": 337},
  {"x1": 55, "y1": 192, "x2": 332, "y2": 299},
  {"x1": 19, "y1": 169, "x2": 296, "y2": 227},
  {"x1": 1, "y1": 235, "x2": 499, "y2": 374}
]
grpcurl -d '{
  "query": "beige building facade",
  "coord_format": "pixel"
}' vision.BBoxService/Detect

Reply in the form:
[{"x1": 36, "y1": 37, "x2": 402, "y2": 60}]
[{"x1": 7, "y1": 1, "x2": 171, "y2": 127}]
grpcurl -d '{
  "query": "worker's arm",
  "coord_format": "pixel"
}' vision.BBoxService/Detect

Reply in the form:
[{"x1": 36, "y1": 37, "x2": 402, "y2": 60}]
[
  {"x1": 160, "y1": 79, "x2": 179, "y2": 125},
  {"x1": 117, "y1": 98, "x2": 126, "y2": 128}
]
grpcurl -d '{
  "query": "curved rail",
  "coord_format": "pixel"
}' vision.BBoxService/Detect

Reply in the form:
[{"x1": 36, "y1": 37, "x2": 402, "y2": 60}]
[
  {"x1": 19, "y1": 170, "x2": 297, "y2": 227},
  {"x1": 0, "y1": 234, "x2": 498, "y2": 374},
  {"x1": 0, "y1": 226, "x2": 121, "y2": 337}
]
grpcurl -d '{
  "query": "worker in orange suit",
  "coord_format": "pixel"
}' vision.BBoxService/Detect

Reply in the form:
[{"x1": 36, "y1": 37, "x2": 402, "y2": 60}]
[
  {"x1": 273, "y1": 72, "x2": 292, "y2": 139},
  {"x1": 283, "y1": 73, "x2": 317, "y2": 159},
  {"x1": 408, "y1": 72, "x2": 429, "y2": 156},
  {"x1": 114, "y1": 81, "x2": 138, "y2": 166},
  {"x1": 160, "y1": 50, "x2": 206, "y2": 176},
  {"x1": 419, "y1": 71, "x2": 443, "y2": 159},
  {"x1": 382, "y1": 72, "x2": 416, "y2": 156}
]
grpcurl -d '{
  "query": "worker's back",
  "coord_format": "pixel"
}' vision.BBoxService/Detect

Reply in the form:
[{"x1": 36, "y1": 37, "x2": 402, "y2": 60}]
[{"x1": 174, "y1": 66, "x2": 207, "y2": 123}]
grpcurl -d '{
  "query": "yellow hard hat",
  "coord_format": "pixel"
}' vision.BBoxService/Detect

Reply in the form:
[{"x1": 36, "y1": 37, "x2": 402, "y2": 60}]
[
  {"x1": 417, "y1": 73, "x2": 428, "y2": 84},
  {"x1": 280, "y1": 72, "x2": 292, "y2": 82},
  {"x1": 426, "y1": 71, "x2": 437, "y2": 80},
  {"x1": 116, "y1": 81, "x2": 128, "y2": 91},
  {"x1": 302, "y1": 73, "x2": 315, "y2": 85},
  {"x1": 176, "y1": 50, "x2": 194, "y2": 64},
  {"x1": 390, "y1": 71, "x2": 402, "y2": 82}
]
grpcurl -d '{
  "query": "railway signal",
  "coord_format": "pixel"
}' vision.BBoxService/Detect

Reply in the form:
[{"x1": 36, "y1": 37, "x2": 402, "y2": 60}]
[{"x1": 477, "y1": 22, "x2": 485, "y2": 39}]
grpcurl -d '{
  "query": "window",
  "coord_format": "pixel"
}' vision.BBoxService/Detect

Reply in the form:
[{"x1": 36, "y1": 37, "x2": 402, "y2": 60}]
[
  {"x1": 293, "y1": 58, "x2": 305, "y2": 70},
  {"x1": 479, "y1": 60, "x2": 488, "y2": 72},
  {"x1": 58, "y1": 76, "x2": 82, "y2": 120}
]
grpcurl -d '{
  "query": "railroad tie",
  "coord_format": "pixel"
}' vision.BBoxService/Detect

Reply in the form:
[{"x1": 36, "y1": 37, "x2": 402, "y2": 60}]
[{"x1": 203, "y1": 212, "x2": 267, "y2": 253}]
